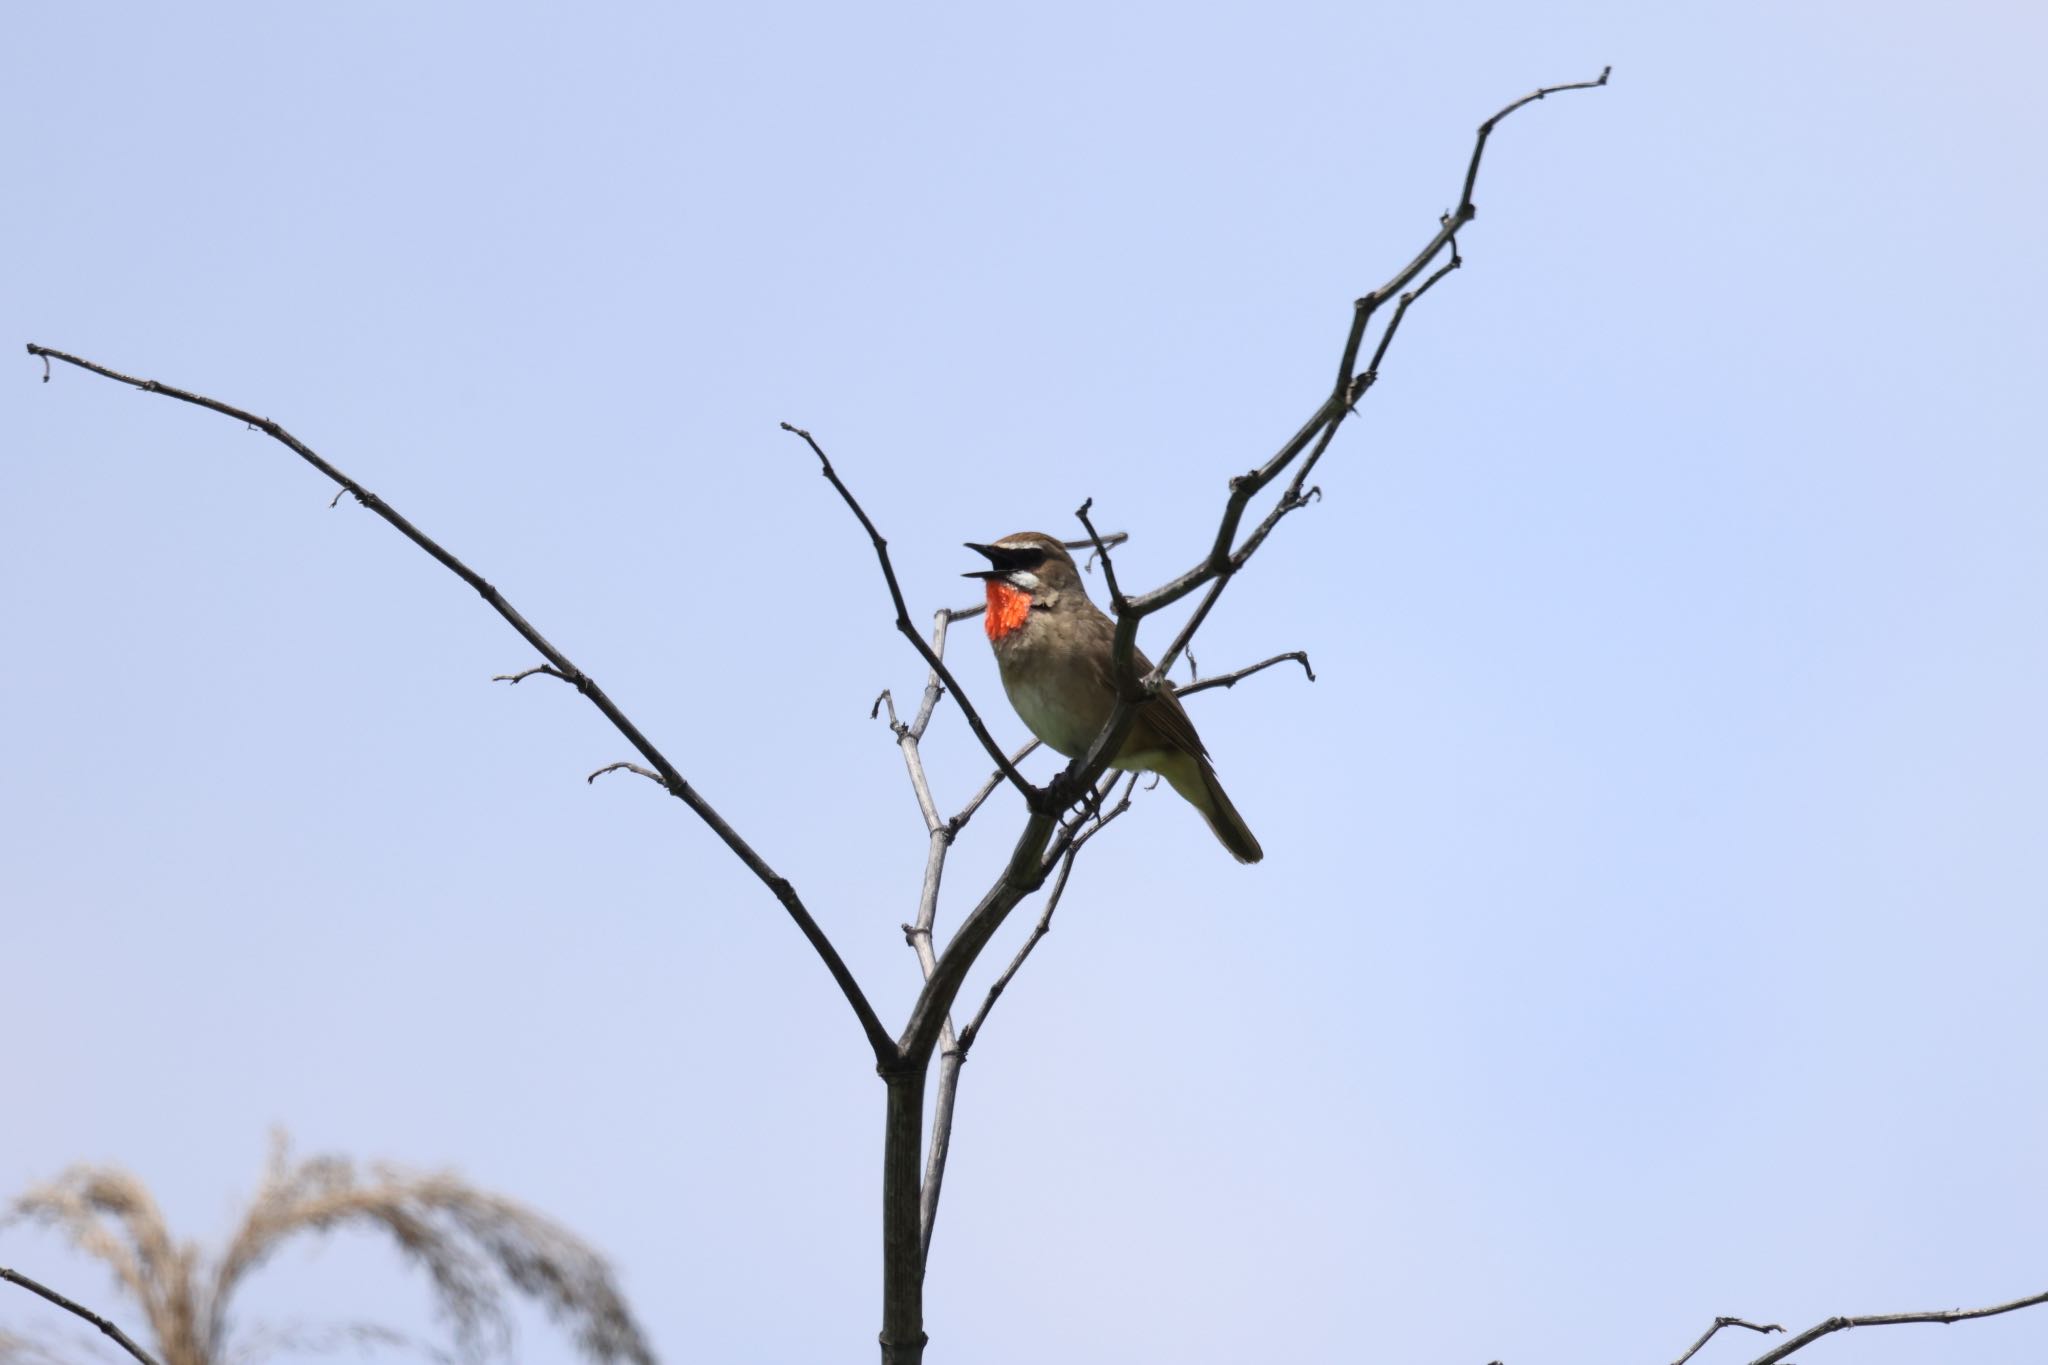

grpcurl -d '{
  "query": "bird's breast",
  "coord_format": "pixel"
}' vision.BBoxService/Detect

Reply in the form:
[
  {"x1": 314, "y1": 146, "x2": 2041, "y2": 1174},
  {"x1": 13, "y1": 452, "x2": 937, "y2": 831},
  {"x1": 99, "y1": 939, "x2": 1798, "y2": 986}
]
[{"x1": 1002, "y1": 671, "x2": 1104, "y2": 758}]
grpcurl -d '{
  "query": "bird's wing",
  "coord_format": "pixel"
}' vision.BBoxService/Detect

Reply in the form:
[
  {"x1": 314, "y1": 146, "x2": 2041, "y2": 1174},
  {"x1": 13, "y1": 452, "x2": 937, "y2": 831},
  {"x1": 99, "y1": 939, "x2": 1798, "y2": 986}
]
[
  {"x1": 1131, "y1": 649, "x2": 1210, "y2": 760},
  {"x1": 1068, "y1": 608, "x2": 1211, "y2": 761}
]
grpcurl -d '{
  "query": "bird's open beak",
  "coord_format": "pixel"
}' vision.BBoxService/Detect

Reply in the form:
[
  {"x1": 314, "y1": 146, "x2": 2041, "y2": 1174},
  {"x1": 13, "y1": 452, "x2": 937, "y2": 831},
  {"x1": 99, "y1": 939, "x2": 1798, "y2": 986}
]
[{"x1": 962, "y1": 542, "x2": 1015, "y2": 580}]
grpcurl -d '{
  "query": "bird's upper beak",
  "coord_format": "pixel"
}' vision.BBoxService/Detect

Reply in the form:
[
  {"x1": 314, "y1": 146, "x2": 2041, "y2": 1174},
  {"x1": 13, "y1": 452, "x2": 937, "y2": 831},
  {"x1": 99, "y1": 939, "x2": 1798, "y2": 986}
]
[{"x1": 962, "y1": 541, "x2": 1021, "y2": 580}]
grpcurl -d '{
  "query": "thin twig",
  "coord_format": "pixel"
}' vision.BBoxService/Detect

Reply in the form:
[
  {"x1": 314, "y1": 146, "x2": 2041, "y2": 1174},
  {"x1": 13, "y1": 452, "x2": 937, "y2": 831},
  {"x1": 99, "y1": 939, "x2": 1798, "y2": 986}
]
[
  {"x1": 1172, "y1": 651, "x2": 1315, "y2": 699},
  {"x1": 906, "y1": 612, "x2": 951, "y2": 743},
  {"x1": 781, "y1": 422, "x2": 1036, "y2": 803},
  {"x1": 948, "y1": 740, "x2": 1043, "y2": 836},
  {"x1": 1345, "y1": 246, "x2": 1463, "y2": 410},
  {"x1": 1459, "y1": 66, "x2": 1613, "y2": 212},
  {"x1": 586, "y1": 761, "x2": 668, "y2": 788},
  {"x1": 1747, "y1": 1288, "x2": 2048, "y2": 1365},
  {"x1": 493, "y1": 665, "x2": 572, "y2": 685},
  {"x1": 872, "y1": 688, "x2": 901, "y2": 728},
  {"x1": 1073, "y1": 498, "x2": 1128, "y2": 615},
  {"x1": 26, "y1": 344, "x2": 898, "y2": 1068},
  {"x1": 1671, "y1": 1317, "x2": 1782, "y2": 1365},
  {"x1": 958, "y1": 845, "x2": 1082, "y2": 1054},
  {"x1": 1, "y1": 1267, "x2": 162, "y2": 1365}
]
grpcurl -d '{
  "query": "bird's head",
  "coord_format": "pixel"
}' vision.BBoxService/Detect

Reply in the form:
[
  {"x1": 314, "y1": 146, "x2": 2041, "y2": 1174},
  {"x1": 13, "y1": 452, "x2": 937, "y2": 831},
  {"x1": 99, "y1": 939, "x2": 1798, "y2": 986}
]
[{"x1": 964, "y1": 532, "x2": 1083, "y2": 639}]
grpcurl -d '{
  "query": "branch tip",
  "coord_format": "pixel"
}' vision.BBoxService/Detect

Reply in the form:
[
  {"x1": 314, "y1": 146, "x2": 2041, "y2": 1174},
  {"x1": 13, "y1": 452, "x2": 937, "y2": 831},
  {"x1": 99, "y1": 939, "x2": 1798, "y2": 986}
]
[
  {"x1": 585, "y1": 760, "x2": 667, "y2": 789},
  {"x1": 1, "y1": 1267, "x2": 162, "y2": 1365}
]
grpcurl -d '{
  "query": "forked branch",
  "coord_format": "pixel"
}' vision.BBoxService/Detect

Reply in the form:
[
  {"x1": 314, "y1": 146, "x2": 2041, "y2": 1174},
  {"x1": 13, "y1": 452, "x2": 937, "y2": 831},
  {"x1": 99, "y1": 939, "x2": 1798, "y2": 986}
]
[
  {"x1": 1051, "y1": 66, "x2": 1612, "y2": 824},
  {"x1": 23, "y1": 344, "x2": 896, "y2": 1068},
  {"x1": 1670, "y1": 1316, "x2": 1783, "y2": 1365}
]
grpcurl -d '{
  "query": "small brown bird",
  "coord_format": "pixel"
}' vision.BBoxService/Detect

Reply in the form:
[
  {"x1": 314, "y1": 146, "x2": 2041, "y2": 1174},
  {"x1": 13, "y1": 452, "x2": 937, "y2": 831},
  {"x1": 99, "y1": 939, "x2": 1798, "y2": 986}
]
[{"x1": 965, "y1": 532, "x2": 1263, "y2": 864}]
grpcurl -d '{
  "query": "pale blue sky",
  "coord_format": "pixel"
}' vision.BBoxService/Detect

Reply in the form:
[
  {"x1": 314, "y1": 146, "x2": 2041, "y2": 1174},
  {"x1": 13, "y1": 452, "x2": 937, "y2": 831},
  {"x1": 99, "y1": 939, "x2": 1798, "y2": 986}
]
[{"x1": 6, "y1": 3, "x2": 2047, "y2": 1363}]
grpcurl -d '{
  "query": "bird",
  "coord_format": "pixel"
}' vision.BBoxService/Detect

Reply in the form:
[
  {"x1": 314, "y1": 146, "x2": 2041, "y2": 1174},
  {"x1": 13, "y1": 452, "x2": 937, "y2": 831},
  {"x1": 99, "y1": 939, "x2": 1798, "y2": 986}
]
[{"x1": 964, "y1": 532, "x2": 1263, "y2": 863}]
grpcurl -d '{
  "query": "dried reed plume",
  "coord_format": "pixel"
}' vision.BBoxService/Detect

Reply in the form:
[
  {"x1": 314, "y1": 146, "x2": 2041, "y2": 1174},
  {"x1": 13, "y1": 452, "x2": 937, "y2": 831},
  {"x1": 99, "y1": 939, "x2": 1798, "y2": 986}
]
[{"x1": 2, "y1": 1134, "x2": 655, "y2": 1365}]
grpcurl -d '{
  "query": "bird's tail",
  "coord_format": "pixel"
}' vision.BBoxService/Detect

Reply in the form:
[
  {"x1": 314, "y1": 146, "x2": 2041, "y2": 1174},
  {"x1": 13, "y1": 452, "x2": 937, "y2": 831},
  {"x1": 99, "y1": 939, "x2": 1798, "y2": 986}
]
[{"x1": 1162, "y1": 754, "x2": 1264, "y2": 864}]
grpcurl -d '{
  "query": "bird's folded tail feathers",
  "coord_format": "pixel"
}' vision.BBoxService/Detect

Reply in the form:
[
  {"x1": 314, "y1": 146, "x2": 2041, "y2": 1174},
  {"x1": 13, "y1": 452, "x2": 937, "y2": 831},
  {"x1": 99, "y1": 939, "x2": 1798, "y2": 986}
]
[{"x1": 1161, "y1": 754, "x2": 1264, "y2": 864}]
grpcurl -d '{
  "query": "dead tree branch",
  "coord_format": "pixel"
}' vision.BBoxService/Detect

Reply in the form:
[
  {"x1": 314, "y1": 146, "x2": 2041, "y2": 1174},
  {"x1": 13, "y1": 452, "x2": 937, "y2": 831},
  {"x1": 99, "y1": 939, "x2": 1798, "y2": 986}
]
[
  {"x1": 896, "y1": 632, "x2": 1296, "y2": 1262},
  {"x1": 1172, "y1": 651, "x2": 1316, "y2": 699},
  {"x1": 0, "y1": 1267, "x2": 161, "y2": 1365},
  {"x1": 1046, "y1": 66, "x2": 1611, "y2": 833},
  {"x1": 957, "y1": 843, "x2": 1080, "y2": 1055},
  {"x1": 1745, "y1": 1288, "x2": 2048, "y2": 1365},
  {"x1": 586, "y1": 762, "x2": 668, "y2": 788},
  {"x1": 1671, "y1": 1316, "x2": 1783, "y2": 1365},
  {"x1": 22, "y1": 343, "x2": 897, "y2": 1069}
]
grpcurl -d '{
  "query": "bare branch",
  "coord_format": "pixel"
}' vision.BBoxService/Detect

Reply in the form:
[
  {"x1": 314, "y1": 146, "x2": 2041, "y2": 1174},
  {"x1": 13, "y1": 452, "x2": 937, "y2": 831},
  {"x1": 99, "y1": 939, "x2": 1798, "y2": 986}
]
[
  {"x1": 0, "y1": 1267, "x2": 161, "y2": 1365},
  {"x1": 906, "y1": 612, "x2": 951, "y2": 743},
  {"x1": 957, "y1": 846, "x2": 1080, "y2": 1055},
  {"x1": 1344, "y1": 246, "x2": 1463, "y2": 411},
  {"x1": 494, "y1": 665, "x2": 572, "y2": 686},
  {"x1": 1050, "y1": 771, "x2": 1139, "y2": 866},
  {"x1": 1459, "y1": 66, "x2": 1613, "y2": 214},
  {"x1": 898, "y1": 809, "x2": 1058, "y2": 1061},
  {"x1": 917, "y1": 769, "x2": 1125, "y2": 1264},
  {"x1": 781, "y1": 421, "x2": 1037, "y2": 804},
  {"x1": 586, "y1": 762, "x2": 668, "y2": 788},
  {"x1": 919, "y1": 1038, "x2": 963, "y2": 1272},
  {"x1": 1746, "y1": 1288, "x2": 2048, "y2": 1365},
  {"x1": 1072, "y1": 498, "x2": 1128, "y2": 615},
  {"x1": 1171, "y1": 651, "x2": 1315, "y2": 700},
  {"x1": 947, "y1": 740, "x2": 1042, "y2": 836},
  {"x1": 1036, "y1": 67, "x2": 1611, "y2": 815},
  {"x1": 26, "y1": 344, "x2": 897, "y2": 1068},
  {"x1": 1671, "y1": 1317, "x2": 1782, "y2": 1365}
]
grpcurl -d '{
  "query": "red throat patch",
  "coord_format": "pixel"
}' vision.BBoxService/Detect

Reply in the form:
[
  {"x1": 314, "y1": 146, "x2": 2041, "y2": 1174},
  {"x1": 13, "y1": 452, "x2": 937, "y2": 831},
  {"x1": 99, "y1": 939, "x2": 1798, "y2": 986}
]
[{"x1": 984, "y1": 582, "x2": 1031, "y2": 641}]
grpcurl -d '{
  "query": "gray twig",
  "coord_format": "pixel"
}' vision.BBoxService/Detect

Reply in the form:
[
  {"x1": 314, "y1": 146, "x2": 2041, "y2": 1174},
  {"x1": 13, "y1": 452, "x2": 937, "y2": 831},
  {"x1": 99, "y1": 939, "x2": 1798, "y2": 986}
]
[
  {"x1": 586, "y1": 761, "x2": 668, "y2": 788},
  {"x1": 493, "y1": 665, "x2": 572, "y2": 686},
  {"x1": 1747, "y1": 1289, "x2": 2048, "y2": 1365},
  {"x1": 1073, "y1": 498, "x2": 1127, "y2": 615},
  {"x1": 1671, "y1": 1317, "x2": 1783, "y2": 1365},
  {"x1": 1172, "y1": 651, "x2": 1315, "y2": 699},
  {"x1": 1, "y1": 1267, "x2": 162, "y2": 1365}
]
